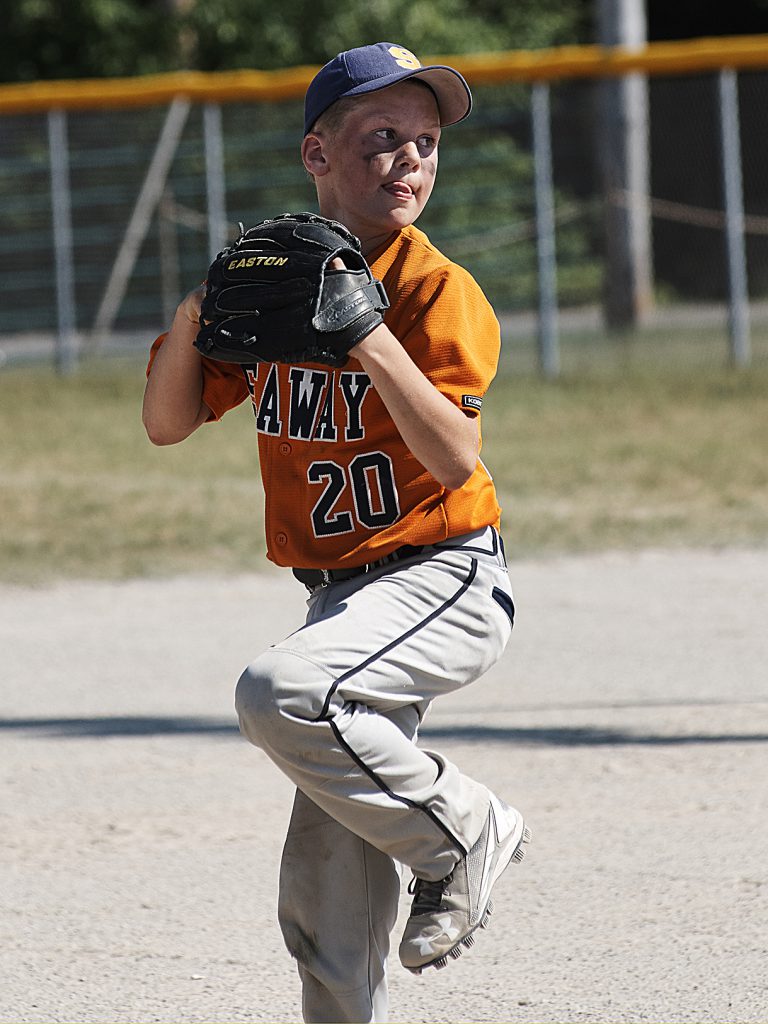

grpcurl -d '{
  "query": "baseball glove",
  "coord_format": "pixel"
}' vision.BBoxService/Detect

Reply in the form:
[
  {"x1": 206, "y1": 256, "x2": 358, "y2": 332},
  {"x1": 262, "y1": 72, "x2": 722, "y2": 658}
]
[{"x1": 194, "y1": 212, "x2": 389, "y2": 367}]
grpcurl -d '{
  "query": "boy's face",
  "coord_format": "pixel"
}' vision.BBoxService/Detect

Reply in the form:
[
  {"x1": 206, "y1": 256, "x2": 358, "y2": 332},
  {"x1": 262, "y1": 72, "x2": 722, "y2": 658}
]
[{"x1": 305, "y1": 80, "x2": 441, "y2": 250}]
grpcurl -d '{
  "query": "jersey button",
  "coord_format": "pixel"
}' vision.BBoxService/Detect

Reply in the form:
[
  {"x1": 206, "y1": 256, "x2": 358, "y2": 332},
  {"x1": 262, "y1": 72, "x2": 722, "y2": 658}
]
[
  {"x1": 275, "y1": 532, "x2": 288, "y2": 546},
  {"x1": 279, "y1": 442, "x2": 292, "y2": 455}
]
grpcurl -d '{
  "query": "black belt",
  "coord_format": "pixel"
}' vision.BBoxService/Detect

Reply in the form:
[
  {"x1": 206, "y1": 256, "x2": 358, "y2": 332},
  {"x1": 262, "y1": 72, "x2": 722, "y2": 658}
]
[{"x1": 292, "y1": 543, "x2": 426, "y2": 591}]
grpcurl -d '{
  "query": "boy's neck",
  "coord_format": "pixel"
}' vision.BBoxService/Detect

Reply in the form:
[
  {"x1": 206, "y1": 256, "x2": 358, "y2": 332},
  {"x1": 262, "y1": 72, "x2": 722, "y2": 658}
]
[
  {"x1": 359, "y1": 230, "x2": 399, "y2": 259},
  {"x1": 316, "y1": 203, "x2": 401, "y2": 258}
]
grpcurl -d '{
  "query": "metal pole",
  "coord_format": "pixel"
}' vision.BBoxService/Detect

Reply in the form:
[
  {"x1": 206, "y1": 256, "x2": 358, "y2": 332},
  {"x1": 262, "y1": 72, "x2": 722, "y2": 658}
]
[
  {"x1": 596, "y1": 0, "x2": 654, "y2": 329},
  {"x1": 717, "y1": 69, "x2": 751, "y2": 368},
  {"x1": 531, "y1": 81, "x2": 559, "y2": 378},
  {"x1": 48, "y1": 109, "x2": 77, "y2": 374},
  {"x1": 204, "y1": 103, "x2": 228, "y2": 259},
  {"x1": 91, "y1": 96, "x2": 191, "y2": 348}
]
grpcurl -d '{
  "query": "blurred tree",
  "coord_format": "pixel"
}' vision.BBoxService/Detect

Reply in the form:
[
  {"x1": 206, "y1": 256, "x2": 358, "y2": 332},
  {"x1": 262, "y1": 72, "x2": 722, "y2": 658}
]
[
  {"x1": 1, "y1": 0, "x2": 180, "y2": 81},
  {"x1": 1, "y1": 0, "x2": 589, "y2": 82},
  {"x1": 182, "y1": 0, "x2": 589, "y2": 71},
  {"x1": 4, "y1": 0, "x2": 768, "y2": 83}
]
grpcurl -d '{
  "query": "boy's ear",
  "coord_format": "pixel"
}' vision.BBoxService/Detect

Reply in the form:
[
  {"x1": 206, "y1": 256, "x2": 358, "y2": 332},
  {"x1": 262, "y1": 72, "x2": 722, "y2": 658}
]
[{"x1": 301, "y1": 132, "x2": 330, "y2": 177}]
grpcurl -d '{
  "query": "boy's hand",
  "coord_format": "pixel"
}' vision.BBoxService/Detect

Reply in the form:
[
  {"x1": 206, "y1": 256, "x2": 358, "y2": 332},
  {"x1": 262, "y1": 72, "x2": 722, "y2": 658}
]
[{"x1": 177, "y1": 284, "x2": 205, "y2": 327}]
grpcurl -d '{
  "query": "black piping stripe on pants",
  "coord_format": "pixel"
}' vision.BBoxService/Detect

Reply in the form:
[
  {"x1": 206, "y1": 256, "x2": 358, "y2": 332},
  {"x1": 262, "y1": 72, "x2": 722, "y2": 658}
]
[{"x1": 314, "y1": 557, "x2": 479, "y2": 857}]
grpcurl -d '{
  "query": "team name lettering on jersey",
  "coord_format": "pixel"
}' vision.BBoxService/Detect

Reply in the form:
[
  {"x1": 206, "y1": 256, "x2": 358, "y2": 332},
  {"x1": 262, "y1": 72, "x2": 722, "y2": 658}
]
[
  {"x1": 288, "y1": 368, "x2": 327, "y2": 440},
  {"x1": 244, "y1": 365, "x2": 373, "y2": 442},
  {"x1": 253, "y1": 364, "x2": 282, "y2": 435}
]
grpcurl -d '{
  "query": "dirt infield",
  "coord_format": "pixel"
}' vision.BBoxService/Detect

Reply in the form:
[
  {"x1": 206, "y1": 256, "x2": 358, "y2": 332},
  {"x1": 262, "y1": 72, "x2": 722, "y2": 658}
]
[{"x1": 2, "y1": 548, "x2": 767, "y2": 1024}]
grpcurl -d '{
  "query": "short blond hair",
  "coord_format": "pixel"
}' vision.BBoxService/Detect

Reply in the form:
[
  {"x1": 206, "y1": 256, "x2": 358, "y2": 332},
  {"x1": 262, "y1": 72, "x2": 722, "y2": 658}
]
[{"x1": 308, "y1": 96, "x2": 358, "y2": 138}]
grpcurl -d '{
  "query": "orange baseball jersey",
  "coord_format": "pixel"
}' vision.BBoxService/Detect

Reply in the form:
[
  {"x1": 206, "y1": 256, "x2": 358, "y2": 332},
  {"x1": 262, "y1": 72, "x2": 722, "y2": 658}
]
[{"x1": 148, "y1": 224, "x2": 502, "y2": 569}]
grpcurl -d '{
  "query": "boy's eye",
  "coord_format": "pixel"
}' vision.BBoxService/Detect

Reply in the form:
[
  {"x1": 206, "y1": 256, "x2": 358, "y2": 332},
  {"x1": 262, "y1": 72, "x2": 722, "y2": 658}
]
[{"x1": 373, "y1": 129, "x2": 438, "y2": 150}]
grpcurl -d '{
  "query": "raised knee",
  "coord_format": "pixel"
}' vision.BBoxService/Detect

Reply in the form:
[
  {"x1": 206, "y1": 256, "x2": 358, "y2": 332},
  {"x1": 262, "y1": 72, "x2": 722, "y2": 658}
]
[
  {"x1": 235, "y1": 655, "x2": 279, "y2": 745},
  {"x1": 235, "y1": 649, "x2": 327, "y2": 746}
]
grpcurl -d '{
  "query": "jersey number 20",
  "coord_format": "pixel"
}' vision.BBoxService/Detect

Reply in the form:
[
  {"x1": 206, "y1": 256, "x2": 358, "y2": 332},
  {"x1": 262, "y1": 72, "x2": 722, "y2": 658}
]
[{"x1": 308, "y1": 453, "x2": 401, "y2": 537}]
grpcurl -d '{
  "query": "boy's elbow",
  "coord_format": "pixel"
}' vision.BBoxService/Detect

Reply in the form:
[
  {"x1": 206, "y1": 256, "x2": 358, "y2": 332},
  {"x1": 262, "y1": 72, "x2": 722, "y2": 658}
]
[
  {"x1": 142, "y1": 396, "x2": 209, "y2": 445},
  {"x1": 145, "y1": 426, "x2": 178, "y2": 446},
  {"x1": 442, "y1": 460, "x2": 476, "y2": 492},
  {"x1": 439, "y1": 446, "x2": 479, "y2": 491},
  {"x1": 143, "y1": 413, "x2": 190, "y2": 446},
  {"x1": 442, "y1": 425, "x2": 480, "y2": 490}
]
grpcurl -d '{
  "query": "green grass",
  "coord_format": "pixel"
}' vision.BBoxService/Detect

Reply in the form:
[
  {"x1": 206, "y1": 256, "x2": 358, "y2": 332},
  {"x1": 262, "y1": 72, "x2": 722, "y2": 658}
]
[
  {"x1": 0, "y1": 359, "x2": 267, "y2": 583},
  {"x1": 483, "y1": 366, "x2": 768, "y2": 557},
  {"x1": 0, "y1": 354, "x2": 766, "y2": 584}
]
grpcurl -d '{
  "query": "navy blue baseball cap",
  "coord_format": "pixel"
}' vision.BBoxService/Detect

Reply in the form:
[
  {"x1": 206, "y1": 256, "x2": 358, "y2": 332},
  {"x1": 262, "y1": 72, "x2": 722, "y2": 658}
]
[{"x1": 304, "y1": 42, "x2": 472, "y2": 136}]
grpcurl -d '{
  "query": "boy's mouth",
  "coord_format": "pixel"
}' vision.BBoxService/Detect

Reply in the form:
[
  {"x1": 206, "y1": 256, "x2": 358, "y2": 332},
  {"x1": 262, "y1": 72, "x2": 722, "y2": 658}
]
[{"x1": 382, "y1": 180, "x2": 414, "y2": 200}]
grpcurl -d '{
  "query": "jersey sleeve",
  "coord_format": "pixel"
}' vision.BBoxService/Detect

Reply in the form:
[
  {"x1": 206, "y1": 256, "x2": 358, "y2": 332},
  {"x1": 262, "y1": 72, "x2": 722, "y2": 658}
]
[
  {"x1": 394, "y1": 265, "x2": 501, "y2": 413},
  {"x1": 146, "y1": 332, "x2": 249, "y2": 421}
]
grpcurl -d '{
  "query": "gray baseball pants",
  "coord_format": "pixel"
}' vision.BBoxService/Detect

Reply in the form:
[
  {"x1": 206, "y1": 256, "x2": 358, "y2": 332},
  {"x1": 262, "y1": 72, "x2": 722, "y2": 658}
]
[{"x1": 235, "y1": 526, "x2": 515, "y2": 1023}]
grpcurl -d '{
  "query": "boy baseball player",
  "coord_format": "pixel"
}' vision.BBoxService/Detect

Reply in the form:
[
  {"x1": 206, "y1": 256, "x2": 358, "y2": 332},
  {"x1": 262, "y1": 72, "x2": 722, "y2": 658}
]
[{"x1": 143, "y1": 42, "x2": 529, "y2": 1024}]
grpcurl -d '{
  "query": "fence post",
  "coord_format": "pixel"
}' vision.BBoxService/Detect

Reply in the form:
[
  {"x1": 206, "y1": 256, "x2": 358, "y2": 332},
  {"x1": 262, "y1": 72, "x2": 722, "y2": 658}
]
[
  {"x1": 90, "y1": 96, "x2": 191, "y2": 349},
  {"x1": 596, "y1": 0, "x2": 654, "y2": 329},
  {"x1": 48, "y1": 109, "x2": 77, "y2": 374},
  {"x1": 531, "y1": 82, "x2": 560, "y2": 378},
  {"x1": 717, "y1": 69, "x2": 751, "y2": 368},
  {"x1": 204, "y1": 103, "x2": 228, "y2": 259}
]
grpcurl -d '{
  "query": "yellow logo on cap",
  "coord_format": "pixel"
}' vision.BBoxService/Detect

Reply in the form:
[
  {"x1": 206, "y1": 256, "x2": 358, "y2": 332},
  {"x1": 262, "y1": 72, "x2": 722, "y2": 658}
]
[{"x1": 388, "y1": 46, "x2": 421, "y2": 70}]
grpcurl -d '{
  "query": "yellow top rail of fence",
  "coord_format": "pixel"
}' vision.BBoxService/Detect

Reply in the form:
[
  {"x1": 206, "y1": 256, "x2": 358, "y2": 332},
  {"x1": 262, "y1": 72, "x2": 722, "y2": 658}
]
[{"x1": 1, "y1": 33, "x2": 768, "y2": 114}]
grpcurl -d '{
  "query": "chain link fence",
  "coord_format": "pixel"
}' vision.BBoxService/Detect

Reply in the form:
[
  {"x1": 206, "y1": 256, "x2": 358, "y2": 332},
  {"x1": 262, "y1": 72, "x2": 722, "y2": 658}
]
[{"x1": 1, "y1": 44, "x2": 767, "y2": 375}]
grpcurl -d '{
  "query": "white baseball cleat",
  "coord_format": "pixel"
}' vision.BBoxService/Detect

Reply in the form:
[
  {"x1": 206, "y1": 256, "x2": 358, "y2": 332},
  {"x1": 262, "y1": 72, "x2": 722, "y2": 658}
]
[{"x1": 398, "y1": 794, "x2": 530, "y2": 974}]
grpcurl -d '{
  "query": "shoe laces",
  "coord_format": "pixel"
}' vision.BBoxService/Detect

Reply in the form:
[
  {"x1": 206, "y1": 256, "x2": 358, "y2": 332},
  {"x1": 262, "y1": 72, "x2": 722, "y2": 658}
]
[{"x1": 408, "y1": 872, "x2": 453, "y2": 914}]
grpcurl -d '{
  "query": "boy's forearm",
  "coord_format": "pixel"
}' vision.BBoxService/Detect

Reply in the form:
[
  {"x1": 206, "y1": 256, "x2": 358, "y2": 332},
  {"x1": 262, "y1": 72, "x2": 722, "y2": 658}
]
[
  {"x1": 142, "y1": 293, "x2": 210, "y2": 445},
  {"x1": 350, "y1": 324, "x2": 479, "y2": 491}
]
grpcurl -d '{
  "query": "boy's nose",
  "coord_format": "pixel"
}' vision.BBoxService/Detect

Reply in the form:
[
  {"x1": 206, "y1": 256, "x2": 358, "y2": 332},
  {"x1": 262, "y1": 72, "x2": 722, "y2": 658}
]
[{"x1": 396, "y1": 141, "x2": 421, "y2": 169}]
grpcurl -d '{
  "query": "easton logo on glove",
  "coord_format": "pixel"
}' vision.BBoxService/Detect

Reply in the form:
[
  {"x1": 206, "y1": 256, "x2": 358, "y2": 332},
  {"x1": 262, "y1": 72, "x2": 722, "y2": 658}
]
[
  {"x1": 226, "y1": 255, "x2": 289, "y2": 269},
  {"x1": 194, "y1": 212, "x2": 390, "y2": 368}
]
